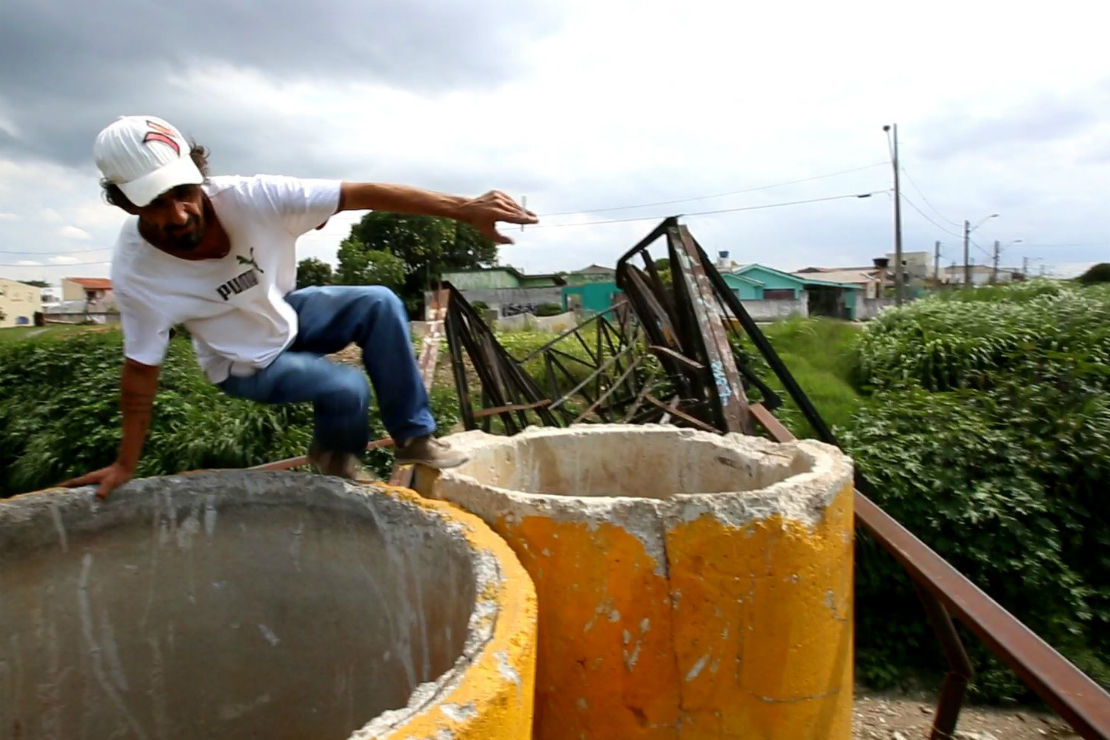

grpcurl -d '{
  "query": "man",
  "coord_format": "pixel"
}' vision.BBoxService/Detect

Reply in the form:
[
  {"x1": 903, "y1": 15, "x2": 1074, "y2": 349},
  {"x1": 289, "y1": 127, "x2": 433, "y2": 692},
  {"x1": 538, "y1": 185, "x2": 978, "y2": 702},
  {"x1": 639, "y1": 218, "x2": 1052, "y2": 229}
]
[{"x1": 63, "y1": 115, "x2": 537, "y2": 498}]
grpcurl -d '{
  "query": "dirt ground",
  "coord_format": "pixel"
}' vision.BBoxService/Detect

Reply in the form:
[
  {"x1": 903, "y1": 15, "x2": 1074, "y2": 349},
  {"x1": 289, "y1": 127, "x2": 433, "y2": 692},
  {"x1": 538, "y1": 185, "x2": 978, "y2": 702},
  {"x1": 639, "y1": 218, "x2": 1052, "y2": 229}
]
[{"x1": 853, "y1": 688, "x2": 1080, "y2": 739}]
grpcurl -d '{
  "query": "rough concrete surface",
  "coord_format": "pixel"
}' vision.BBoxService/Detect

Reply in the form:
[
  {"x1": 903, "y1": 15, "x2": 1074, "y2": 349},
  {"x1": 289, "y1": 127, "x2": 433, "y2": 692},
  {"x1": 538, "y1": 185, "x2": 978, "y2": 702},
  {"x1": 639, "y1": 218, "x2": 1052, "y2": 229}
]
[
  {"x1": 416, "y1": 424, "x2": 855, "y2": 739},
  {"x1": 0, "y1": 471, "x2": 537, "y2": 740}
]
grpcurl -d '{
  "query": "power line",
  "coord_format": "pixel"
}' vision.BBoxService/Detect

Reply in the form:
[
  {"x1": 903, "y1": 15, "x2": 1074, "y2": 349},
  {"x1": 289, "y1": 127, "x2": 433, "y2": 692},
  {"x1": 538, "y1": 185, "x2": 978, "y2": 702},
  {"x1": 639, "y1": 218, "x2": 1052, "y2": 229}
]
[
  {"x1": 538, "y1": 162, "x2": 888, "y2": 217},
  {"x1": 0, "y1": 246, "x2": 112, "y2": 255},
  {"x1": 0, "y1": 259, "x2": 111, "y2": 267},
  {"x1": 900, "y1": 166, "x2": 962, "y2": 228},
  {"x1": 1017, "y1": 241, "x2": 1110, "y2": 248},
  {"x1": 526, "y1": 191, "x2": 887, "y2": 230},
  {"x1": 899, "y1": 194, "x2": 965, "y2": 238},
  {"x1": 969, "y1": 238, "x2": 993, "y2": 259}
]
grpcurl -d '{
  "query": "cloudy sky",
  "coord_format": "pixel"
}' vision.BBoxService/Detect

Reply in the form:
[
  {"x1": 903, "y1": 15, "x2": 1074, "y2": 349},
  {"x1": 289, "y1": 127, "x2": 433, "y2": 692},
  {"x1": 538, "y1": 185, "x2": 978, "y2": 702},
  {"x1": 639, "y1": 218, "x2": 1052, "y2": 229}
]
[{"x1": 1, "y1": 0, "x2": 1106, "y2": 284}]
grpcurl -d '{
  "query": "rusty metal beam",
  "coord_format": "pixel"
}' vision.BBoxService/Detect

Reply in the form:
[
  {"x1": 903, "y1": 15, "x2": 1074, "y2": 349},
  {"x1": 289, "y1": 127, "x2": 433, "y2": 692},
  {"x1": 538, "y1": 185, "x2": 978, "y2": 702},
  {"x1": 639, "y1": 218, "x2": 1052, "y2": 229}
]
[
  {"x1": 472, "y1": 400, "x2": 552, "y2": 418},
  {"x1": 670, "y1": 224, "x2": 751, "y2": 433},
  {"x1": 912, "y1": 581, "x2": 973, "y2": 740},
  {"x1": 644, "y1": 394, "x2": 721, "y2": 433},
  {"x1": 856, "y1": 492, "x2": 1110, "y2": 740},
  {"x1": 250, "y1": 438, "x2": 395, "y2": 472},
  {"x1": 416, "y1": 287, "x2": 448, "y2": 392}
]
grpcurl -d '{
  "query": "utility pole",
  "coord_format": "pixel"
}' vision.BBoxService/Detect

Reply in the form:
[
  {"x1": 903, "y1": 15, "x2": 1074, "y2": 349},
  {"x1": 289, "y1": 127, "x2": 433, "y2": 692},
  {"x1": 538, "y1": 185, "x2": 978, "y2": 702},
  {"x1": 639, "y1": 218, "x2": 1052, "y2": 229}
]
[
  {"x1": 934, "y1": 240, "x2": 941, "y2": 288},
  {"x1": 963, "y1": 220, "x2": 971, "y2": 289},
  {"x1": 884, "y1": 124, "x2": 904, "y2": 305},
  {"x1": 991, "y1": 240, "x2": 1000, "y2": 284},
  {"x1": 1023, "y1": 256, "x2": 1029, "y2": 276}
]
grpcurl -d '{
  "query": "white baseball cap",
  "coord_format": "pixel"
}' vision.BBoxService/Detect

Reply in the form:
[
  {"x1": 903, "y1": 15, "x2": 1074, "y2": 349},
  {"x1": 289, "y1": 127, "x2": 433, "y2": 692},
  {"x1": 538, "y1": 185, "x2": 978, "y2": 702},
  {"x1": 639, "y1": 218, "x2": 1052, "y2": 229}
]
[{"x1": 93, "y1": 116, "x2": 204, "y2": 207}]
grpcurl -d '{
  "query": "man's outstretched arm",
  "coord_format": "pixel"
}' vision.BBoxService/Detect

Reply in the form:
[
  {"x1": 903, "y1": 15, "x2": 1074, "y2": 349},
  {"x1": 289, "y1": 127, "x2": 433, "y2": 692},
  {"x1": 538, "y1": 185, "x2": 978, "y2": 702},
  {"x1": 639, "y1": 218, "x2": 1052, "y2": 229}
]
[{"x1": 337, "y1": 183, "x2": 538, "y2": 244}]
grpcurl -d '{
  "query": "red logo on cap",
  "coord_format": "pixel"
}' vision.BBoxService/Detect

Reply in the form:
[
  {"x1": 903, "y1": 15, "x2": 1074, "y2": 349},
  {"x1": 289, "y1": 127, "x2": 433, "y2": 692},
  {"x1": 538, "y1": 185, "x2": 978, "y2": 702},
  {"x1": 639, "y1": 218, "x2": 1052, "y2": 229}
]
[{"x1": 143, "y1": 120, "x2": 181, "y2": 155}]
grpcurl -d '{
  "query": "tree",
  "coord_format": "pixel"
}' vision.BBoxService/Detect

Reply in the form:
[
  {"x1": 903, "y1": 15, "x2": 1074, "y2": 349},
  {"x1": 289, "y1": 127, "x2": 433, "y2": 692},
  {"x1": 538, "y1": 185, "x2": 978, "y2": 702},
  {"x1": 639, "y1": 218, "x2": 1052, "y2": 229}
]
[
  {"x1": 19, "y1": 280, "x2": 49, "y2": 289},
  {"x1": 295, "y1": 257, "x2": 334, "y2": 290},
  {"x1": 341, "y1": 213, "x2": 498, "y2": 315},
  {"x1": 653, "y1": 257, "x2": 673, "y2": 286},
  {"x1": 1078, "y1": 263, "x2": 1110, "y2": 285},
  {"x1": 335, "y1": 238, "x2": 405, "y2": 292}
]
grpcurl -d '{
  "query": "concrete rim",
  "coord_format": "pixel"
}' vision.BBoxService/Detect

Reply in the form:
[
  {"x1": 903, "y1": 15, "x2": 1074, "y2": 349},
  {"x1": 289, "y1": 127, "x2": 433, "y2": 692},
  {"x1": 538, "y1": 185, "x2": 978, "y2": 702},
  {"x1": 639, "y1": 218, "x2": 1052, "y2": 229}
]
[
  {"x1": 2, "y1": 472, "x2": 537, "y2": 740},
  {"x1": 427, "y1": 424, "x2": 854, "y2": 528}
]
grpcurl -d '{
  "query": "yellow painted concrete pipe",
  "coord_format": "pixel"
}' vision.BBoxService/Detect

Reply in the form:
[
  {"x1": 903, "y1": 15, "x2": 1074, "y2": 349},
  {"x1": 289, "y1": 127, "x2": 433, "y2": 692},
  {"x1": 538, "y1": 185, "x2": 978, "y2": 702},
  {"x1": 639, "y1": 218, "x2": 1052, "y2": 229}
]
[
  {"x1": 0, "y1": 472, "x2": 537, "y2": 740},
  {"x1": 415, "y1": 424, "x2": 854, "y2": 740}
]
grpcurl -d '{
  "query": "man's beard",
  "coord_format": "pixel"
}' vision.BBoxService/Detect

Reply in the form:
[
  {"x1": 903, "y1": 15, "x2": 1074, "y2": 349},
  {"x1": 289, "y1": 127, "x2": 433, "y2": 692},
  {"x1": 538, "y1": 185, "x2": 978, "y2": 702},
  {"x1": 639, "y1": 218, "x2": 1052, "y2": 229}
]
[{"x1": 165, "y1": 215, "x2": 204, "y2": 251}]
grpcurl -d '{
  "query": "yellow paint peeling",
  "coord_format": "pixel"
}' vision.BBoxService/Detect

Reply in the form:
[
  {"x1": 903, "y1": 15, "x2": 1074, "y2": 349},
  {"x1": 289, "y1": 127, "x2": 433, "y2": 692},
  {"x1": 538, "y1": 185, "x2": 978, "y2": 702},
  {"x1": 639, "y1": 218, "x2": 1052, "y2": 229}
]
[
  {"x1": 667, "y1": 483, "x2": 854, "y2": 739},
  {"x1": 424, "y1": 481, "x2": 852, "y2": 740},
  {"x1": 417, "y1": 429, "x2": 855, "y2": 739}
]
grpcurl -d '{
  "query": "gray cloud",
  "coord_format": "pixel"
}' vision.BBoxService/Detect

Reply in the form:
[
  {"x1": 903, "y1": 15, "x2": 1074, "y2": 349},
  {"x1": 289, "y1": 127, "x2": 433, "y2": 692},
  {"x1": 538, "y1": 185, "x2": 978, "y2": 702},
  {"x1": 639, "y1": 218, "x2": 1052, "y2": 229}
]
[
  {"x1": 0, "y1": 0, "x2": 563, "y2": 167},
  {"x1": 918, "y1": 87, "x2": 1110, "y2": 162},
  {"x1": 1, "y1": 0, "x2": 1108, "y2": 284}
]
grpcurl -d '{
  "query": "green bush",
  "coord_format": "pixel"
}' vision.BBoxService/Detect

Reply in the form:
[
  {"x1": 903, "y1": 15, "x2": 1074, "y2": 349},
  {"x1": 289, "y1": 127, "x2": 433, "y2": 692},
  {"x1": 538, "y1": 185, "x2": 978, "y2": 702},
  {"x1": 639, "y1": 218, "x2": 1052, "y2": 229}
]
[
  {"x1": 847, "y1": 282, "x2": 1110, "y2": 699},
  {"x1": 1078, "y1": 263, "x2": 1110, "y2": 285},
  {"x1": 535, "y1": 303, "x2": 565, "y2": 317},
  {"x1": 0, "y1": 331, "x2": 460, "y2": 496}
]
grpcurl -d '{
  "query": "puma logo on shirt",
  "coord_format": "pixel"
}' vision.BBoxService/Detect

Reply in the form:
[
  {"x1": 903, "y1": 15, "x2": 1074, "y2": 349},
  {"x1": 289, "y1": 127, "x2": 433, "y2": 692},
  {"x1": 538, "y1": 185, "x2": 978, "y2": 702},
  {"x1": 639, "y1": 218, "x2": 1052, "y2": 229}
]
[
  {"x1": 217, "y1": 247, "x2": 263, "y2": 301},
  {"x1": 236, "y1": 247, "x2": 264, "y2": 273},
  {"x1": 216, "y1": 268, "x2": 260, "y2": 301}
]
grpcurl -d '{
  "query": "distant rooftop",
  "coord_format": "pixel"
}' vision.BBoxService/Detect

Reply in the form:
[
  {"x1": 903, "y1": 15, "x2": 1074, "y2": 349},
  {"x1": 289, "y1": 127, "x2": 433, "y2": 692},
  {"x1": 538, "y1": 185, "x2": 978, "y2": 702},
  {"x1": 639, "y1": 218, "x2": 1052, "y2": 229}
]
[{"x1": 66, "y1": 277, "x2": 113, "y2": 290}]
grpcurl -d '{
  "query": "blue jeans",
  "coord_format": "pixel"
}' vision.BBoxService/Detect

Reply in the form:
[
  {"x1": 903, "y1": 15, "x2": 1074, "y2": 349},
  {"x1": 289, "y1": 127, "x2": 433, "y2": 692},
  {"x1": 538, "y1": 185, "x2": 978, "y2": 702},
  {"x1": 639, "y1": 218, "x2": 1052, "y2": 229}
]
[{"x1": 218, "y1": 285, "x2": 436, "y2": 453}]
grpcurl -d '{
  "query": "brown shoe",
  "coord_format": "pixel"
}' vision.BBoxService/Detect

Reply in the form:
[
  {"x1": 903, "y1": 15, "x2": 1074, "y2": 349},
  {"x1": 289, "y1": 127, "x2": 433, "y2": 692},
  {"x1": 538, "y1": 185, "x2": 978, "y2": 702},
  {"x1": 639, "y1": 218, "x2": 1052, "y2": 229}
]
[
  {"x1": 307, "y1": 445, "x2": 378, "y2": 483},
  {"x1": 394, "y1": 435, "x2": 469, "y2": 469}
]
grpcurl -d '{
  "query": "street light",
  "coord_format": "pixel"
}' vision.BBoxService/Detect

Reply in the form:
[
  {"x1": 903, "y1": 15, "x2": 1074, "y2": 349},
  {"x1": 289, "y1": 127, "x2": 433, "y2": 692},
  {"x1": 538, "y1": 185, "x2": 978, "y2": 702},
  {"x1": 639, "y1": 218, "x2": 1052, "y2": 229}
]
[
  {"x1": 963, "y1": 213, "x2": 999, "y2": 288},
  {"x1": 971, "y1": 213, "x2": 999, "y2": 232}
]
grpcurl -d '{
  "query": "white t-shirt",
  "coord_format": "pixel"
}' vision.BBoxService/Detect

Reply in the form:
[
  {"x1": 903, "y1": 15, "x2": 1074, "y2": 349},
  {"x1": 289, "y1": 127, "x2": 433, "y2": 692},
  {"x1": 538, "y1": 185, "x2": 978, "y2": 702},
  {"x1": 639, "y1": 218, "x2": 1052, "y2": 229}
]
[{"x1": 110, "y1": 175, "x2": 342, "y2": 383}]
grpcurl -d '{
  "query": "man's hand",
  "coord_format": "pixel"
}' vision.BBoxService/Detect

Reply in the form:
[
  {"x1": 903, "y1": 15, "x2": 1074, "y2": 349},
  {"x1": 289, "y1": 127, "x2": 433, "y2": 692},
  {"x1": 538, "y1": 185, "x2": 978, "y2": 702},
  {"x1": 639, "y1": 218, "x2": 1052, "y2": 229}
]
[
  {"x1": 455, "y1": 190, "x2": 538, "y2": 245},
  {"x1": 338, "y1": 183, "x2": 539, "y2": 244},
  {"x1": 60, "y1": 462, "x2": 135, "y2": 499}
]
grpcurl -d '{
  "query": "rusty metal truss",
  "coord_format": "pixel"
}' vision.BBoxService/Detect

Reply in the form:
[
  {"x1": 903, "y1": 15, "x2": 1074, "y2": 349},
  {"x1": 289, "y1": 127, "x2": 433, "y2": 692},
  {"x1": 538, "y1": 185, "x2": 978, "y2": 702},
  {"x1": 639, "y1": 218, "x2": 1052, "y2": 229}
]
[
  {"x1": 436, "y1": 216, "x2": 1110, "y2": 740},
  {"x1": 443, "y1": 218, "x2": 787, "y2": 436}
]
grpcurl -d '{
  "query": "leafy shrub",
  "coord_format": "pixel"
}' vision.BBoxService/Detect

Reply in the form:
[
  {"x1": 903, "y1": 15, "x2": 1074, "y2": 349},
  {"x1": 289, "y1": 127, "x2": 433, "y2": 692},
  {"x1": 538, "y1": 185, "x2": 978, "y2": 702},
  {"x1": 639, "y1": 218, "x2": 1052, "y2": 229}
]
[
  {"x1": 857, "y1": 283, "x2": 1110, "y2": 393},
  {"x1": 0, "y1": 330, "x2": 460, "y2": 496},
  {"x1": 1078, "y1": 263, "x2": 1110, "y2": 285},
  {"x1": 848, "y1": 282, "x2": 1110, "y2": 699},
  {"x1": 535, "y1": 303, "x2": 565, "y2": 317}
]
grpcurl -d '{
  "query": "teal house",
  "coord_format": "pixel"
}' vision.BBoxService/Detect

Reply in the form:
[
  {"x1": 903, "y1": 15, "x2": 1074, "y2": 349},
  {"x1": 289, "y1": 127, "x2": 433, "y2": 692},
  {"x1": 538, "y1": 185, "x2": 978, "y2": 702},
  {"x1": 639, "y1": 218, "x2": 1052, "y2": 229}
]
[
  {"x1": 721, "y1": 273, "x2": 765, "y2": 300},
  {"x1": 733, "y1": 264, "x2": 861, "y2": 320},
  {"x1": 553, "y1": 263, "x2": 862, "y2": 321},
  {"x1": 562, "y1": 281, "x2": 622, "y2": 315}
]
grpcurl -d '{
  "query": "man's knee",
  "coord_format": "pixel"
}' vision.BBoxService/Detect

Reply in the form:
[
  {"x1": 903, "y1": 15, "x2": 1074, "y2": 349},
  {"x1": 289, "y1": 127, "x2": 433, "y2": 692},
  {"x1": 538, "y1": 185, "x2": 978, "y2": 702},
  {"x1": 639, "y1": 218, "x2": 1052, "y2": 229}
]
[
  {"x1": 321, "y1": 367, "x2": 371, "y2": 408},
  {"x1": 355, "y1": 285, "x2": 406, "y2": 320}
]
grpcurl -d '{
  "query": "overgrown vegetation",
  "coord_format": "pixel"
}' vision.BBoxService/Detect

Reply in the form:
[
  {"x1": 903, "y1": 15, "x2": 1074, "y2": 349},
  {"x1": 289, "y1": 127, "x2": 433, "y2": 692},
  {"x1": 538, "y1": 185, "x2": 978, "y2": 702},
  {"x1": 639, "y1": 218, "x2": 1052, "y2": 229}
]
[
  {"x1": 1078, "y1": 263, "x2": 1110, "y2": 285},
  {"x1": 734, "y1": 317, "x2": 864, "y2": 437},
  {"x1": 846, "y1": 280, "x2": 1110, "y2": 700},
  {"x1": 0, "y1": 330, "x2": 459, "y2": 496},
  {"x1": 3, "y1": 280, "x2": 1107, "y2": 705}
]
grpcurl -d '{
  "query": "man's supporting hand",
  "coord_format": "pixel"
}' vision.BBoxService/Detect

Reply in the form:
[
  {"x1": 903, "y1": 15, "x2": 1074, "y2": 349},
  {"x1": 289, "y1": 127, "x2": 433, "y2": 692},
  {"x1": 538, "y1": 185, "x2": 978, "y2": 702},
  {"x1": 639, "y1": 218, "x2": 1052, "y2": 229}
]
[
  {"x1": 59, "y1": 358, "x2": 160, "y2": 499},
  {"x1": 61, "y1": 462, "x2": 136, "y2": 499}
]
